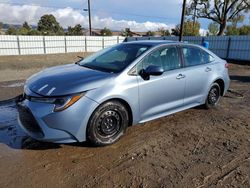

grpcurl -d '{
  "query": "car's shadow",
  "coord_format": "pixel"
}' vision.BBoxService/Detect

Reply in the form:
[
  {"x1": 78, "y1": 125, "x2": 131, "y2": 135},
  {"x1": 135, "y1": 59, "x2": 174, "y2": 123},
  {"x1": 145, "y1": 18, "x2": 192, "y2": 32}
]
[
  {"x1": 21, "y1": 138, "x2": 93, "y2": 150},
  {"x1": 0, "y1": 131, "x2": 92, "y2": 150},
  {"x1": 230, "y1": 75, "x2": 250, "y2": 83}
]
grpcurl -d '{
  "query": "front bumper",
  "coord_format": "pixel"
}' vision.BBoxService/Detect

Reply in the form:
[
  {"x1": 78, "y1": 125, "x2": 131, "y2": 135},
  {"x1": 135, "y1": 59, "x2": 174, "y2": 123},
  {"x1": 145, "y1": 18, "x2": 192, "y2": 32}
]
[{"x1": 17, "y1": 95, "x2": 99, "y2": 143}]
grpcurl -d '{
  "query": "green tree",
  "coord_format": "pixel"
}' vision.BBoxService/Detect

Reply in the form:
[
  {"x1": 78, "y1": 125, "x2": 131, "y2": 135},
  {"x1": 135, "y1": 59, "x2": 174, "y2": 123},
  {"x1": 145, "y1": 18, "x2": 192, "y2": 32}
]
[
  {"x1": 171, "y1": 20, "x2": 200, "y2": 36},
  {"x1": 187, "y1": 0, "x2": 250, "y2": 35},
  {"x1": 226, "y1": 25, "x2": 240, "y2": 35},
  {"x1": 183, "y1": 20, "x2": 200, "y2": 36},
  {"x1": 17, "y1": 27, "x2": 29, "y2": 35},
  {"x1": 208, "y1": 22, "x2": 219, "y2": 36},
  {"x1": 0, "y1": 22, "x2": 4, "y2": 35},
  {"x1": 171, "y1": 26, "x2": 180, "y2": 36},
  {"x1": 122, "y1": 28, "x2": 133, "y2": 37},
  {"x1": 37, "y1": 14, "x2": 64, "y2": 35},
  {"x1": 239, "y1": 25, "x2": 250, "y2": 35},
  {"x1": 16, "y1": 22, "x2": 32, "y2": 35},
  {"x1": 225, "y1": 24, "x2": 250, "y2": 36},
  {"x1": 7, "y1": 27, "x2": 17, "y2": 35},
  {"x1": 146, "y1": 30, "x2": 155, "y2": 36},
  {"x1": 67, "y1": 24, "x2": 84, "y2": 35},
  {"x1": 23, "y1": 21, "x2": 31, "y2": 30},
  {"x1": 158, "y1": 28, "x2": 170, "y2": 36},
  {"x1": 27, "y1": 29, "x2": 41, "y2": 35},
  {"x1": 100, "y1": 27, "x2": 112, "y2": 36}
]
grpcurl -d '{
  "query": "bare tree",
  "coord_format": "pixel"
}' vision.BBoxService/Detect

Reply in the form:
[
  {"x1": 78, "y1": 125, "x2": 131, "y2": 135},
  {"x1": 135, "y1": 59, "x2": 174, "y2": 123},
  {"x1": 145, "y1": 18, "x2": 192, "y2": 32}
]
[{"x1": 187, "y1": 0, "x2": 250, "y2": 35}]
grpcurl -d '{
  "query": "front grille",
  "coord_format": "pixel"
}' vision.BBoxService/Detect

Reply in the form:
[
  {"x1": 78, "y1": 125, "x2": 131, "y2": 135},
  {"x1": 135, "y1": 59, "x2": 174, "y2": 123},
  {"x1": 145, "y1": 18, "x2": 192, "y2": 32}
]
[{"x1": 17, "y1": 104, "x2": 44, "y2": 137}]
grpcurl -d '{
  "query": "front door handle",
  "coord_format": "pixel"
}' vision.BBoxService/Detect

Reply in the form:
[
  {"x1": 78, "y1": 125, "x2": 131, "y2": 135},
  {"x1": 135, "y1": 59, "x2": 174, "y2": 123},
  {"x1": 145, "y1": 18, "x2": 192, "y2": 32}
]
[
  {"x1": 205, "y1": 67, "x2": 212, "y2": 72},
  {"x1": 176, "y1": 74, "x2": 186, "y2": 80}
]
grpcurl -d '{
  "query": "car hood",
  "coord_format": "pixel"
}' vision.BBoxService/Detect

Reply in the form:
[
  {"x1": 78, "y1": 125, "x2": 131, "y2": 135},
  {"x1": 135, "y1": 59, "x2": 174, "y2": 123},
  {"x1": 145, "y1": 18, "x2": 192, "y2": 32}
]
[{"x1": 26, "y1": 64, "x2": 112, "y2": 96}]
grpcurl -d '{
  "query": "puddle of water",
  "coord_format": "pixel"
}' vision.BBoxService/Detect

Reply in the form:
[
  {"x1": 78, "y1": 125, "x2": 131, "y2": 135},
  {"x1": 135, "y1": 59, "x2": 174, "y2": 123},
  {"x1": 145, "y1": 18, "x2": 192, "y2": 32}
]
[
  {"x1": 0, "y1": 102, "x2": 60, "y2": 150},
  {"x1": 0, "y1": 102, "x2": 28, "y2": 149},
  {"x1": 1, "y1": 82, "x2": 25, "y2": 88}
]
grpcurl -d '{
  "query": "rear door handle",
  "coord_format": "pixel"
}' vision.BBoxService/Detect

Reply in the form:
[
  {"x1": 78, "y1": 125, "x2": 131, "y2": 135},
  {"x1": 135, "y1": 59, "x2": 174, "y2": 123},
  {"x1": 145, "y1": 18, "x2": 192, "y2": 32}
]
[
  {"x1": 205, "y1": 67, "x2": 212, "y2": 72},
  {"x1": 176, "y1": 74, "x2": 186, "y2": 80}
]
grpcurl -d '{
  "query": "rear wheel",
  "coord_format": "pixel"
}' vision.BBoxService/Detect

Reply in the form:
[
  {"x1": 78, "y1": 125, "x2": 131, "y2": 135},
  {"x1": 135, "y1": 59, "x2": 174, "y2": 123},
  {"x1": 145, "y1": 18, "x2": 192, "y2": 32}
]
[
  {"x1": 205, "y1": 83, "x2": 221, "y2": 109},
  {"x1": 87, "y1": 101, "x2": 129, "y2": 146}
]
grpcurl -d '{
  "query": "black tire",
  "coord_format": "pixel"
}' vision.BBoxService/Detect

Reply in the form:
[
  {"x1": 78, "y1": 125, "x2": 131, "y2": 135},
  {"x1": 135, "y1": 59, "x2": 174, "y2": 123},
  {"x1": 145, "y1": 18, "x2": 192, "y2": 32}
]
[
  {"x1": 205, "y1": 83, "x2": 221, "y2": 109},
  {"x1": 87, "y1": 101, "x2": 129, "y2": 146}
]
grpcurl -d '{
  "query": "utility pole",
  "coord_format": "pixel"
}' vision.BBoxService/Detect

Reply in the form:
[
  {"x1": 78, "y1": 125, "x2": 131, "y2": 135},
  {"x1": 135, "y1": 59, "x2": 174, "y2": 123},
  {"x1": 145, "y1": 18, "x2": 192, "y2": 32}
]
[
  {"x1": 88, "y1": 0, "x2": 92, "y2": 36},
  {"x1": 84, "y1": 0, "x2": 92, "y2": 36},
  {"x1": 179, "y1": 0, "x2": 187, "y2": 42},
  {"x1": 192, "y1": 0, "x2": 198, "y2": 34}
]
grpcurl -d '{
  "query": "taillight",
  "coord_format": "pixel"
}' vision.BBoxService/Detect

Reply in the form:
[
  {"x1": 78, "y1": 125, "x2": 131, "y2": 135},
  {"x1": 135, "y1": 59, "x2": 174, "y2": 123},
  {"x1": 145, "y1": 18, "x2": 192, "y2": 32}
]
[{"x1": 225, "y1": 63, "x2": 229, "y2": 69}]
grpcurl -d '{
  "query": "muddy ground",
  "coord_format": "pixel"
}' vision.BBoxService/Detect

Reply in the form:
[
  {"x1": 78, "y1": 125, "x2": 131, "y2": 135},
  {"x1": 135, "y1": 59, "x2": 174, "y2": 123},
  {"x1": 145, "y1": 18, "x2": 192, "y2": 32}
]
[{"x1": 0, "y1": 54, "x2": 249, "y2": 188}]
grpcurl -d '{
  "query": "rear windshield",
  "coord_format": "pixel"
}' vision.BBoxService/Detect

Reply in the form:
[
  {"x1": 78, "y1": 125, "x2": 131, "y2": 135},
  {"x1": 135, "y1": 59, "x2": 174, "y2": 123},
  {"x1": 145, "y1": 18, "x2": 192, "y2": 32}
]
[{"x1": 79, "y1": 43, "x2": 151, "y2": 73}]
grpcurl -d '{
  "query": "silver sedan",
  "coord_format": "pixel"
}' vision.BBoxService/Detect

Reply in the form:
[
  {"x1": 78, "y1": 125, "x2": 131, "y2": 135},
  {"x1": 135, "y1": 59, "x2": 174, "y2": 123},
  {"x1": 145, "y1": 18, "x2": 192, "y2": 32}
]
[{"x1": 18, "y1": 41, "x2": 230, "y2": 146}]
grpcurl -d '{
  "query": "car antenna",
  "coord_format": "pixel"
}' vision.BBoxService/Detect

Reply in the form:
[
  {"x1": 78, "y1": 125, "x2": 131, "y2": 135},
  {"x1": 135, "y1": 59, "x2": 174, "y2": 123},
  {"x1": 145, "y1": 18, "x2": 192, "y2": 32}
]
[{"x1": 75, "y1": 56, "x2": 84, "y2": 65}]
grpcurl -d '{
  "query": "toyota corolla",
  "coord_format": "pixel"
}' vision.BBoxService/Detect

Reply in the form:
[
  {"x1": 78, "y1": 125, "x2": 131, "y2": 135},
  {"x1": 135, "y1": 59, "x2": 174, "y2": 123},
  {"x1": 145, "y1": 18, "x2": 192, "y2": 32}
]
[{"x1": 18, "y1": 41, "x2": 230, "y2": 146}]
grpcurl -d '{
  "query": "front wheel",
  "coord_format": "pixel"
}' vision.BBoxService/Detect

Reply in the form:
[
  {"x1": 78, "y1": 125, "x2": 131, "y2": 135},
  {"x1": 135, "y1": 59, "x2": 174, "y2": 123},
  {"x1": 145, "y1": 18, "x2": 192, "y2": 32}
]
[
  {"x1": 87, "y1": 101, "x2": 129, "y2": 146},
  {"x1": 205, "y1": 83, "x2": 221, "y2": 109}
]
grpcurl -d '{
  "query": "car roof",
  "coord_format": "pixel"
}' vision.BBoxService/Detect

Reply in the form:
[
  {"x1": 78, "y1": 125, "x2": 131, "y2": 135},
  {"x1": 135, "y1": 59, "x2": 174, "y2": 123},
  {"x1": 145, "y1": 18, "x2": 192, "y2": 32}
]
[
  {"x1": 124, "y1": 40, "x2": 218, "y2": 59},
  {"x1": 124, "y1": 40, "x2": 181, "y2": 47}
]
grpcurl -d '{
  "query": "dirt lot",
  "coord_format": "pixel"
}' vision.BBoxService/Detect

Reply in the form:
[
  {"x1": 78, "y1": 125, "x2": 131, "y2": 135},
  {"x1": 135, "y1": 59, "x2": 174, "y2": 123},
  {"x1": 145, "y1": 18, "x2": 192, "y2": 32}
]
[
  {"x1": 0, "y1": 54, "x2": 249, "y2": 188},
  {"x1": 0, "y1": 52, "x2": 91, "y2": 83},
  {"x1": 0, "y1": 53, "x2": 90, "y2": 100}
]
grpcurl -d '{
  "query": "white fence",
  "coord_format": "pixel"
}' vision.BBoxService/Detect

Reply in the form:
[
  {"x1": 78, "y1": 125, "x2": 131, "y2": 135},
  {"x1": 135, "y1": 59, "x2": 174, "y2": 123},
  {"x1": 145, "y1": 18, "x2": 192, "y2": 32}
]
[
  {"x1": 127, "y1": 36, "x2": 250, "y2": 61},
  {"x1": 0, "y1": 35, "x2": 125, "y2": 56},
  {"x1": 1, "y1": 35, "x2": 250, "y2": 61}
]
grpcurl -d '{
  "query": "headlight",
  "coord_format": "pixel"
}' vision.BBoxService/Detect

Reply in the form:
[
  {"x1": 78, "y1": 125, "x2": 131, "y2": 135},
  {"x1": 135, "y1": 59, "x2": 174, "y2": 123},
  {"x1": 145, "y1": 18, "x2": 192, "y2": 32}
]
[
  {"x1": 29, "y1": 93, "x2": 85, "y2": 112},
  {"x1": 54, "y1": 94, "x2": 84, "y2": 112}
]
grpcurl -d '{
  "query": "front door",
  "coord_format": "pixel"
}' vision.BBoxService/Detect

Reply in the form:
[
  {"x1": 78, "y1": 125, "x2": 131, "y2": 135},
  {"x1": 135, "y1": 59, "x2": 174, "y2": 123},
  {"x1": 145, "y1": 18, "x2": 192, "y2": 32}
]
[{"x1": 137, "y1": 45, "x2": 186, "y2": 122}]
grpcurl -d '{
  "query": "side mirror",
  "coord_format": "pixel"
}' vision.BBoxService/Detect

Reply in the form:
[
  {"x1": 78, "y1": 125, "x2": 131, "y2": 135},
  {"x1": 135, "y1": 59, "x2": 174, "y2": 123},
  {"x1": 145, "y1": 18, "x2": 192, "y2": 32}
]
[
  {"x1": 139, "y1": 65, "x2": 164, "y2": 80},
  {"x1": 145, "y1": 65, "x2": 164, "y2": 76}
]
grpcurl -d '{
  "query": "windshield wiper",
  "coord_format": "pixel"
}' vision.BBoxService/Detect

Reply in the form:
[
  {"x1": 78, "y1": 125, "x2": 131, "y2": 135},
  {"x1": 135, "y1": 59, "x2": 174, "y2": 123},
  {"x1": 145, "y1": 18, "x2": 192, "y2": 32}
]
[
  {"x1": 80, "y1": 64, "x2": 97, "y2": 70},
  {"x1": 81, "y1": 64, "x2": 115, "y2": 73}
]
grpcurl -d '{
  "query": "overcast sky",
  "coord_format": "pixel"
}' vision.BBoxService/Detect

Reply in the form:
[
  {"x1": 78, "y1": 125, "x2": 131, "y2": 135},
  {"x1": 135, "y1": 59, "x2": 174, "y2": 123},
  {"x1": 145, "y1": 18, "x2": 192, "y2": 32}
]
[{"x1": 1, "y1": 0, "x2": 211, "y2": 32}]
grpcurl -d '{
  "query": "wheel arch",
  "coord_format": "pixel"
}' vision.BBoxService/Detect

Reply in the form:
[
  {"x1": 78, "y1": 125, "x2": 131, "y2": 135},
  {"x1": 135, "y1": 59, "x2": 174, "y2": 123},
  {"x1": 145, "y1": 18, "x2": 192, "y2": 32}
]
[
  {"x1": 94, "y1": 98, "x2": 133, "y2": 127},
  {"x1": 213, "y1": 78, "x2": 225, "y2": 96}
]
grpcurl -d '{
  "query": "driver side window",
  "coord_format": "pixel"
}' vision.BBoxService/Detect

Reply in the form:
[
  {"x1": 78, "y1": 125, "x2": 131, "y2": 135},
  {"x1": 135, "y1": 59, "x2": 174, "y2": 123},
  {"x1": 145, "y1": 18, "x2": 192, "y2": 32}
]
[
  {"x1": 142, "y1": 49, "x2": 163, "y2": 69},
  {"x1": 137, "y1": 46, "x2": 181, "y2": 73}
]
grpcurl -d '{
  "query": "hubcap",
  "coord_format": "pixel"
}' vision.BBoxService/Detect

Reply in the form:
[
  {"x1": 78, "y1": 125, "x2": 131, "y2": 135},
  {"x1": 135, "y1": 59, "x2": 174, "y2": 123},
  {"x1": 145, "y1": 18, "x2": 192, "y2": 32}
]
[
  {"x1": 97, "y1": 110, "x2": 121, "y2": 137},
  {"x1": 208, "y1": 87, "x2": 219, "y2": 105}
]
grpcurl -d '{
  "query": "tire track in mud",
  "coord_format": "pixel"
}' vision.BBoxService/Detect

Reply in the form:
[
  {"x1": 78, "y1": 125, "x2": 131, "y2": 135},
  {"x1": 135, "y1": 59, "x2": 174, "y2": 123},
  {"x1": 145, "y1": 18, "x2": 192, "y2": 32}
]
[{"x1": 197, "y1": 155, "x2": 250, "y2": 188}]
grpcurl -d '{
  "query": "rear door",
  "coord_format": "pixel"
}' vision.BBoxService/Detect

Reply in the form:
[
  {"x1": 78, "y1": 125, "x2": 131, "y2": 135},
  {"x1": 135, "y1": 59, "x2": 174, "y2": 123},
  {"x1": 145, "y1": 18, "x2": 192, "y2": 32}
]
[
  {"x1": 137, "y1": 45, "x2": 186, "y2": 122},
  {"x1": 180, "y1": 46, "x2": 215, "y2": 105}
]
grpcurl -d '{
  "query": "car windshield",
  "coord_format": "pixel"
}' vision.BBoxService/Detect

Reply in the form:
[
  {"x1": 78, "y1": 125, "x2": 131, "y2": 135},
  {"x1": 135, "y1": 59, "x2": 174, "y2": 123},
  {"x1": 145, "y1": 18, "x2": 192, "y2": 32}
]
[{"x1": 79, "y1": 43, "x2": 151, "y2": 73}]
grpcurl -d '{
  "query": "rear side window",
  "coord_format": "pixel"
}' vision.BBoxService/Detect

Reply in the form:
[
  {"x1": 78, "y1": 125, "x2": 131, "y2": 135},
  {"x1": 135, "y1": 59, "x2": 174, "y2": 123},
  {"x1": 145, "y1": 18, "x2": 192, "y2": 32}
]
[
  {"x1": 200, "y1": 50, "x2": 215, "y2": 63},
  {"x1": 182, "y1": 46, "x2": 214, "y2": 67}
]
